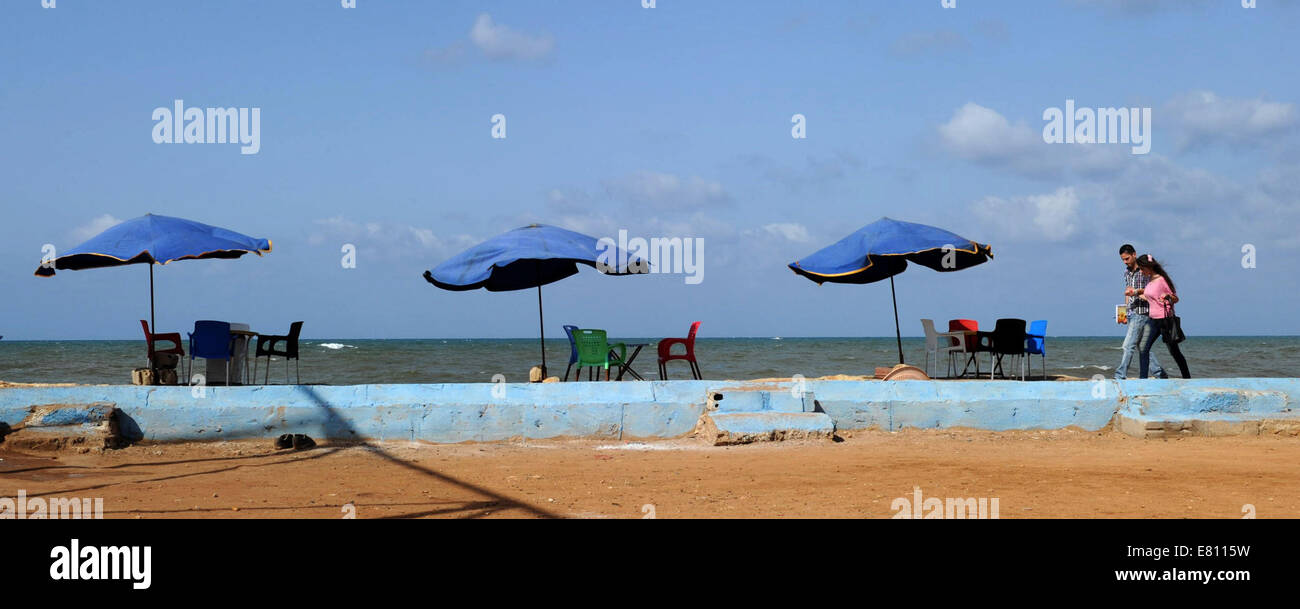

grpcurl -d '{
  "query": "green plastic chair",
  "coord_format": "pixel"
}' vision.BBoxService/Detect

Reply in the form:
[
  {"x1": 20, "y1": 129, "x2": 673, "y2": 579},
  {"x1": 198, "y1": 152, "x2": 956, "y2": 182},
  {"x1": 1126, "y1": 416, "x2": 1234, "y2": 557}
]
[{"x1": 573, "y1": 329, "x2": 627, "y2": 381}]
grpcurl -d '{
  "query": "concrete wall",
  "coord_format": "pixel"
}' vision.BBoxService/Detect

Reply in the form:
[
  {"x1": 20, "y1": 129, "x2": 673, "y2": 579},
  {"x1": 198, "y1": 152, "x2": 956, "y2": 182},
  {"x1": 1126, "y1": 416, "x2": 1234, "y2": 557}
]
[{"x1": 0, "y1": 378, "x2": 1296, "y2": 444}]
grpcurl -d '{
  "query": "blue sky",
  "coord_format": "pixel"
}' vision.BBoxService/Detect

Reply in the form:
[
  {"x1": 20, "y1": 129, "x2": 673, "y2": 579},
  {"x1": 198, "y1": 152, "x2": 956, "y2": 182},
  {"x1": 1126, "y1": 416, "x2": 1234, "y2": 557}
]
[{"x1": 3, "y1": 0, "x2": 1299, "y2": 340}]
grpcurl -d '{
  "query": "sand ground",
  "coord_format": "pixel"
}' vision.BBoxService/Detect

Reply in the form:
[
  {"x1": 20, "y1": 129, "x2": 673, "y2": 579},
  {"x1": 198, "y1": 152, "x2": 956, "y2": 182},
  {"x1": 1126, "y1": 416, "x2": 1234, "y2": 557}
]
[{"x1": 3, "y1": 429, "x2": 1298, "y2": 519}]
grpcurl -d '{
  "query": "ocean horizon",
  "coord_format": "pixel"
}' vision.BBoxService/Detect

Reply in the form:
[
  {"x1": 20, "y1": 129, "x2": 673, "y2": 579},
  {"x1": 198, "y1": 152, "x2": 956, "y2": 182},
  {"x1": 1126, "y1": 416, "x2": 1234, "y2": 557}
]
[{"x1": 3, "y1": 336, "x2": 1298, "y2": 385}]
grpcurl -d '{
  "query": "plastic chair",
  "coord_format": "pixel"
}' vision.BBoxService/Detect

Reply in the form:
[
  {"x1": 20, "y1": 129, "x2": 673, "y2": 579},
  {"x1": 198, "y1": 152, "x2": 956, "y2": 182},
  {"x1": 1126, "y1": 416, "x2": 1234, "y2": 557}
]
[
  {"x1": 139, "y1": 320, "x2": 184, "y2": 372},
  {"x1": 984, "y1": 318, "x2": 1027, "y2": 380},
  {"x1": 948, "y1": 319, "x2": 982, "y2": 377},
  {"x1": 657, "y1": 321, "x2": 702, "y2": 380},
  {"x1": 187, "y1": 321, "x2": 234, "y2": 386},
  {"x1": 573, "y1": 329, "x2": 626, "y2": 381},
  {"x1": 562, "y1": 325, "x2": 580, "y2": 381},
  {"x1": 254, "y1": 321, "x2": 303, "y2": 385},
  {"x1": 921, "y1": 319, "x2": 965, "y2": 378},
  {"x1": 1024, "y1": 320, "x2": 1048, "y2": 380}
]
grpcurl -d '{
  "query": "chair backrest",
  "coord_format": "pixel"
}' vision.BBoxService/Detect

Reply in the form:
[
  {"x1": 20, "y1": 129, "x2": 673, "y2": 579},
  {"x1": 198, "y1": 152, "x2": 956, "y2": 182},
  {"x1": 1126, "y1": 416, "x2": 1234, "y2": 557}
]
[
  {"x1": 948, "y1": 319, "x2": 978, "y2": 351},
  {"x1": 286, "y1": 321, "x2": 304, "y2": 358},
  {"x1": 686, "y1": 321, "x2": 701, "y2": 346},
  {"x1": 563, "y1": 325, "x2": 579, "y2": 364},
  {"x1": 190, "y1": 320, "x2": 232, "y2": 359},
  {"x1": 140, "y1": 320, "x2": 158, "y2": 358},
  {"x1": 1026, "y1": 320, "x2": 1048, "y2": 355},
  {"x1": 992, "y1": 318, "x2": 1027, "y2": 354},
  {"x1": 920, "y1": 319, "x2": 939, "y2": 349},
  {"x1": 573, "y1": 329, "x2": 611, "y2": 368}
]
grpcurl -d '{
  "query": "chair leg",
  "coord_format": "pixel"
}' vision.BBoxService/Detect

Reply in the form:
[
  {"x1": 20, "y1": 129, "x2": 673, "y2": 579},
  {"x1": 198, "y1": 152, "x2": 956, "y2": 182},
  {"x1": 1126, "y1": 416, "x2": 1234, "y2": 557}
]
[
  {"x1": 295, "y1": 358, "x2": 300, "y2": 385},
  {"x1": 690, "y1": 360, "x2": 701, "y2": 380},
  {"x1": 564, "y1": 363, "x2": 573, "y2": 382}
]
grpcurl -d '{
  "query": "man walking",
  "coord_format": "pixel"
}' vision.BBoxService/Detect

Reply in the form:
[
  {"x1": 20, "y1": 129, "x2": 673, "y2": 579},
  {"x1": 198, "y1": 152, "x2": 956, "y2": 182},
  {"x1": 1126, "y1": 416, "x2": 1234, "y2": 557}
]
[{"x1": 1116, "y1": 244, "x2": 1167, "y2": 379}]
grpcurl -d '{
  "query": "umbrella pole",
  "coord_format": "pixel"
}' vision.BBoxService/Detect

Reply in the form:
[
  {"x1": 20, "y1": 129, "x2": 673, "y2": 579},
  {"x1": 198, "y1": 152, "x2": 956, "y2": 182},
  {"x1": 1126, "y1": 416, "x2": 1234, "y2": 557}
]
[
  {"x1": 149, "y1": 264, "x2": 158, "y2": 385},
  {"x1": 149, "y1": 263, "x2": 156, "y2": 336},
  {"x1": 537, "y1": 285, "x2": 547, "y2": 380},
  {"x1": 890, "y1": 275, "x2": 904, "y2": 365}
]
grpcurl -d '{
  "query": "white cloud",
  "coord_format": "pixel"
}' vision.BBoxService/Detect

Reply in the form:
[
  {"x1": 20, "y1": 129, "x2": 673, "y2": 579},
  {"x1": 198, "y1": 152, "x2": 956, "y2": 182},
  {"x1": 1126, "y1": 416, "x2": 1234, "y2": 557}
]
[
  {"x1": 426, "y1": 13, "x2": 554, "y2": 66},
  {"x1": 70, "y1": 214, "x2": 122, "y2": 243},
  {"x1": 938, "y1": 101, "x2": 1152, "y2": 179},
  {"x1": 1165, "y1": 91, "x2": 1298, "y2": 149},
  {"x1": 752, "y1": 223, "x2": 811, "y2": 243},
  {"x1": 974, "y1": 187, "x2": 1081, "y2": 241},
  {"x1": 938, "y1": 103, "x2": 1046, "y2": 169},
  {"x1": 602, "y1": 171, "x2": 730, "y2": 209},
  {"x1": 468, "y1": 14, "x2": 554, "y2": 61},
  {"x1": 309, "y1": 216, "x2": 478, "y2": 260}
]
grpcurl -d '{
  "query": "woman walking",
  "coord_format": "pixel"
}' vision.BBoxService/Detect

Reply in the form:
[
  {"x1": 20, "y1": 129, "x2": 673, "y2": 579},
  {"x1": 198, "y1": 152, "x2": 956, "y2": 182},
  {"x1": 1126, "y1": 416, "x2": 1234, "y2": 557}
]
[{"x1": 1136, "y1": 255, "x2": 1191, "y2": 379}]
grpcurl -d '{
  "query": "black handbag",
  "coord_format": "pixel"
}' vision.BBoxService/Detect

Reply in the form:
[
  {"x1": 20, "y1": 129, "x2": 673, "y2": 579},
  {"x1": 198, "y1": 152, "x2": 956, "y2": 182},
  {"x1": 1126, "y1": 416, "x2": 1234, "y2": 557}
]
[{"x1": 1161, "y1": 299, "x2": 1186, "y2": 344}]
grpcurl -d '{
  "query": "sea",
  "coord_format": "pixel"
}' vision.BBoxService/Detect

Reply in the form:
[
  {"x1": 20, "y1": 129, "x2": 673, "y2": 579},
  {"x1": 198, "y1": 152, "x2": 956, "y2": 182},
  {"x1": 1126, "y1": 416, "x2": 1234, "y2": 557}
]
[{"x1": 1, "y1": 336, "x2": 1297, "y2": 385}]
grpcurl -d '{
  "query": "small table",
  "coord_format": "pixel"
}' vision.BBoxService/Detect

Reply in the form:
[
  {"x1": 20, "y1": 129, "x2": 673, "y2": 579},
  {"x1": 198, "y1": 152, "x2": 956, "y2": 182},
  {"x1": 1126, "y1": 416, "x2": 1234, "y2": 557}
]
[
  {"x1": 611, "y1": 343, "x2": 649, "y2": 381},
  {"x1": 205, "y1": 324, "x2": 256, "y2": 385},
  {"x1": 957, "y1": 331, "x2": 984, "y2": 378}
]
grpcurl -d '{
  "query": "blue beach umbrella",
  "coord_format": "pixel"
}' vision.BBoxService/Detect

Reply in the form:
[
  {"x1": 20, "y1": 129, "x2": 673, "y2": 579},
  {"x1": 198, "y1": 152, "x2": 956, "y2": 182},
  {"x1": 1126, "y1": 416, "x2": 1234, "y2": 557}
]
[
  {"x1": 423, "y1": 224, "x2": 640, "y2": 378},
  {"x1": 34, "y1": 213, "x2": 272, "y2": 333},
  {"x1": 788, "y1": 217, "x2": 993, "y2": 365}
]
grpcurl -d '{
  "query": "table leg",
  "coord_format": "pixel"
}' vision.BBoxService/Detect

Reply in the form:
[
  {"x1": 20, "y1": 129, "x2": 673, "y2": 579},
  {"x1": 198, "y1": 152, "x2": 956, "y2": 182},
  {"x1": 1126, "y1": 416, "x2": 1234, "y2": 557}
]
[{"x1": 613, "y1": 345, "x2": 646, "y2": 381}]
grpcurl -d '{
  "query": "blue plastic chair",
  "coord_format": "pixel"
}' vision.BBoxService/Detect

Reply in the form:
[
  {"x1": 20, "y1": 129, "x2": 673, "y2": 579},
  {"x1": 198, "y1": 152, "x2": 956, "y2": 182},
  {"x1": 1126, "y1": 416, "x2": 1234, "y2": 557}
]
[
  {"x1": 187, "y1": 320, "x2": 235, "y2": 386},
  {"x1": 562, "y1": 325, "x2": 579, "y2": 381},
  {"x1": 1024, "y1": 320, "x2": 1048, "y2": 380}
]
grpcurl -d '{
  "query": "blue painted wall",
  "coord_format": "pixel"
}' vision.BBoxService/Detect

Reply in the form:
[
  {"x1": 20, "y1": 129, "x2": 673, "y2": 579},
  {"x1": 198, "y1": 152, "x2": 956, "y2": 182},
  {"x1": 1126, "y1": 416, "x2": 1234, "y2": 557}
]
[{"x1": 0, "y1": 378, "x2": 1295, "y2": 443}]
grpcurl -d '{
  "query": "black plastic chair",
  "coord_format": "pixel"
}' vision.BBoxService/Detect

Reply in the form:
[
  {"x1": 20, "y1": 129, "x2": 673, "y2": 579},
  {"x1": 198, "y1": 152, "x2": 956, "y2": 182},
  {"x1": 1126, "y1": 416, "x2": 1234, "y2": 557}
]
[
  {"x1": 981, "y1": 318, "x2": 1027, "y2": 380},
  {"x1": 254, "y1": 322, "x2": 303, "y2": 384}
]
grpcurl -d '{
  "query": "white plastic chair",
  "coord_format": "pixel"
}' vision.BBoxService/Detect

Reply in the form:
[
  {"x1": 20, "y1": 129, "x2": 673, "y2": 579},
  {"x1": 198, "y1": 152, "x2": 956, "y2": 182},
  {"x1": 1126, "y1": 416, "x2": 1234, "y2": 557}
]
[{"x1": 921, "y1": 319, "x2": 965, "y2": 378}]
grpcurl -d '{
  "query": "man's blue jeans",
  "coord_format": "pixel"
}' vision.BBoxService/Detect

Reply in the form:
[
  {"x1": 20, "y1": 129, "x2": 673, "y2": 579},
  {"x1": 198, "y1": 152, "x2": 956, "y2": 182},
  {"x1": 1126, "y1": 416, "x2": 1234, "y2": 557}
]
[{"x1": 1116, "y1": 313, "x2": 1164, "y2": 379}]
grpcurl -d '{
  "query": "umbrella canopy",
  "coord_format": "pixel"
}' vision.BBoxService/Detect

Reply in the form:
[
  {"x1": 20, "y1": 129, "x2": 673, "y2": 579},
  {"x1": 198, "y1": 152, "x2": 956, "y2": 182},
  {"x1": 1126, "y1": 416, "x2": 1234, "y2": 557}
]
[
  {"x1": 34, "y1": 213, "x2": 272, "y2": 332},
  {"x1": 36, "y1": 213, "x2": 271, "y2": 276},
  {"x1": 423, "y1": 224, "x2": 640, "y2": 378},
  {"x1": 789, "y1": 217, "x2": 992, "y2": 364}
]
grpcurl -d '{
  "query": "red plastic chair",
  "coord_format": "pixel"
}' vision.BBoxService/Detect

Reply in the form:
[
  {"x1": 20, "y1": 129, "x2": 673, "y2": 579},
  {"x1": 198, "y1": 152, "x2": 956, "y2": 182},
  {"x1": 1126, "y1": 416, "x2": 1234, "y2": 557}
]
[
  {"x1": 658, "y1": 321, "x2": 702, "y2": 380},
  {"x1": 140, "y1": 320, "x2": 184, "y2": 368},
  {"x1": 948, "y1": 319, "x2": 982, "y2": 377}
]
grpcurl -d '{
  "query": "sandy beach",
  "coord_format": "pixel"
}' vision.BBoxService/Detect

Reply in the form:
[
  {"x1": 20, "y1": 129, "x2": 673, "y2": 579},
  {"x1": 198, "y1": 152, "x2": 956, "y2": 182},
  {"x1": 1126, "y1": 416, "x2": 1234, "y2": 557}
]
[{"x1": 5, "y1": 428, "x2": 1298, "y2": 519}]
